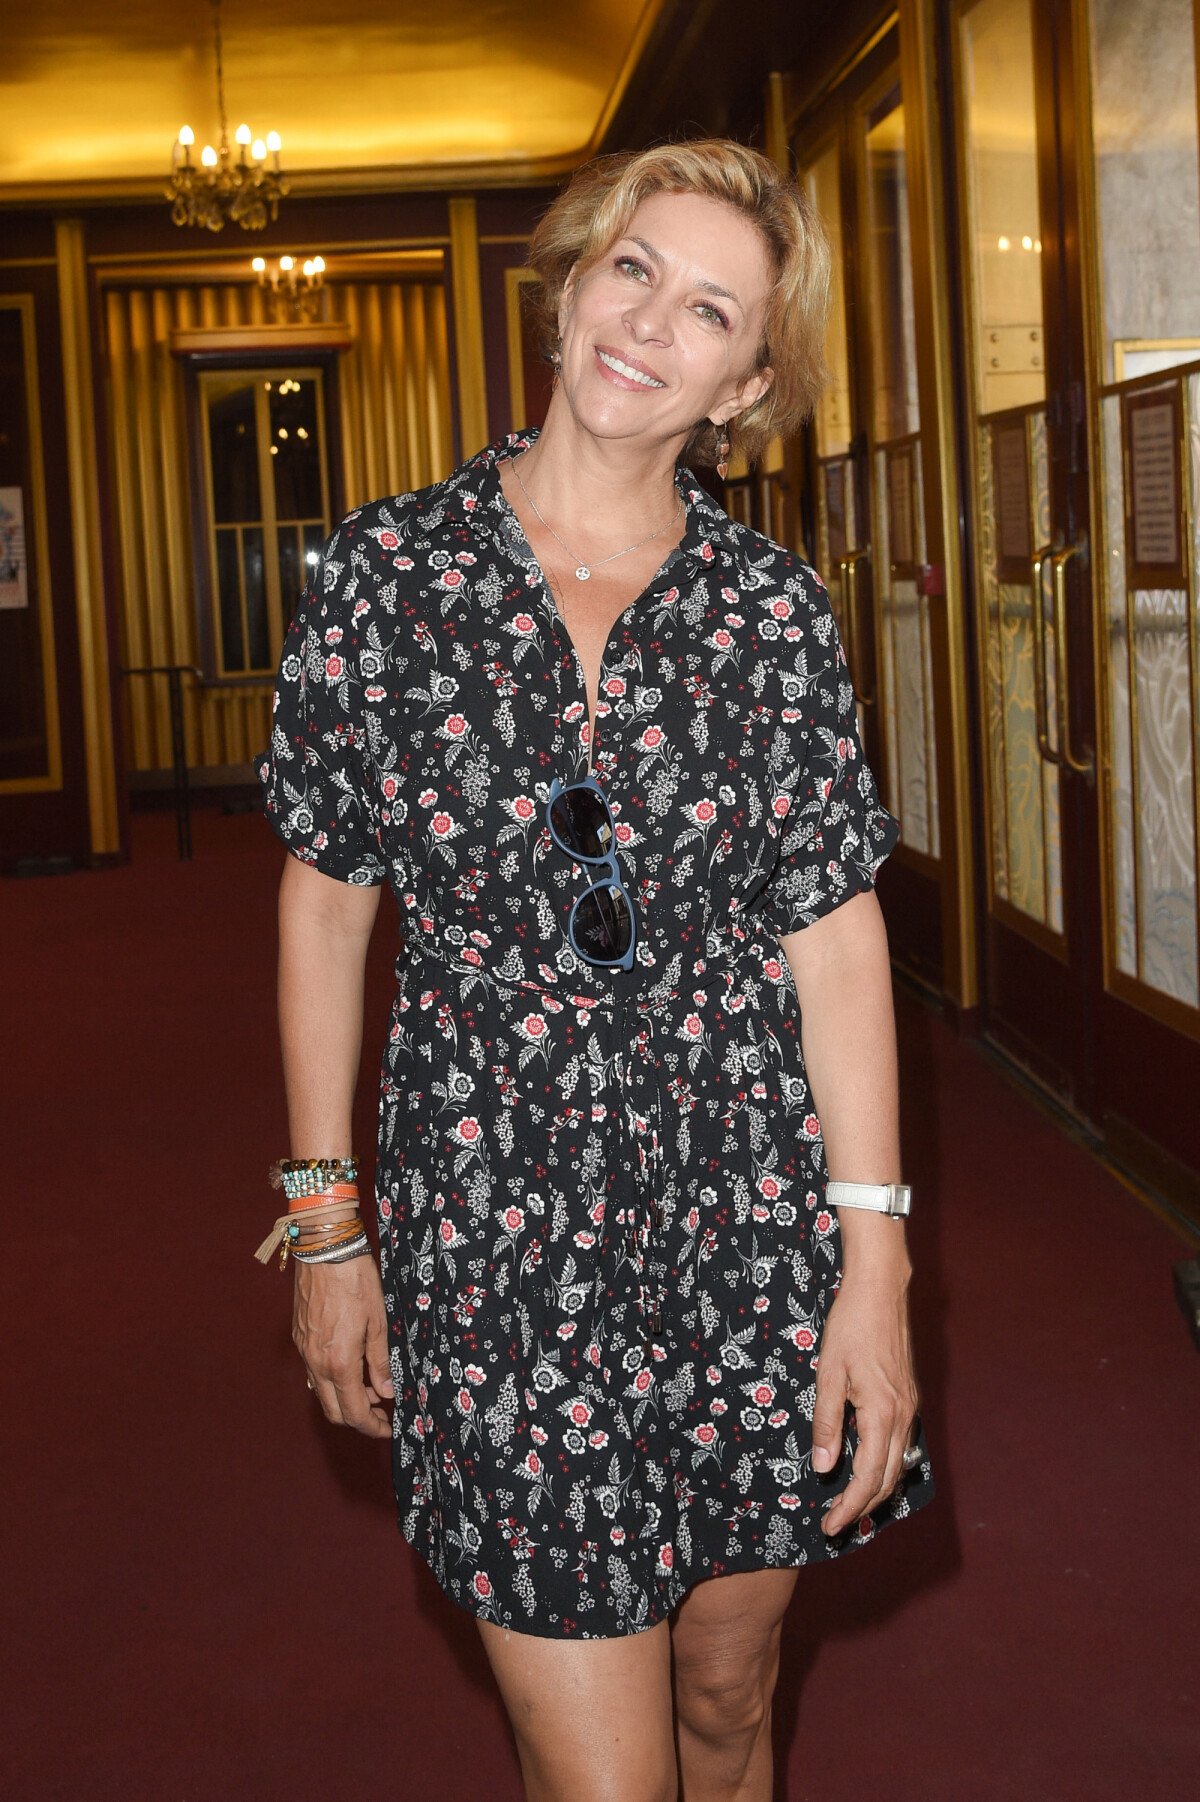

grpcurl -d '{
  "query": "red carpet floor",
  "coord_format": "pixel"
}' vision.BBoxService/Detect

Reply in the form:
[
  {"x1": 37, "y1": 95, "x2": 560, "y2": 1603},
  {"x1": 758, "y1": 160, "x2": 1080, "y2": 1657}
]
[{"x1": 3, "y1": 809, "x2": 1198, "y2": 1802}]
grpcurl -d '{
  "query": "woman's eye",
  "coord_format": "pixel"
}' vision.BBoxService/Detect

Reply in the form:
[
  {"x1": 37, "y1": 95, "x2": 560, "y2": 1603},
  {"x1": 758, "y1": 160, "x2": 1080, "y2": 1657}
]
[
  {"x1": 616, "y1": 256, "x2": 649, "y2": 281},
  {"x1": 696, "y1": 303, "x2": 729, "y2": 329}
]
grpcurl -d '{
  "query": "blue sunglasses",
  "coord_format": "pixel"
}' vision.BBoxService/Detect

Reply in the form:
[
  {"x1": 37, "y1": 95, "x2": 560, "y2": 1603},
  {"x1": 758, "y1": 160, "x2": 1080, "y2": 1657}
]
[{"x1": 546, "y1": 775, "x2": 637, "y2": 972}]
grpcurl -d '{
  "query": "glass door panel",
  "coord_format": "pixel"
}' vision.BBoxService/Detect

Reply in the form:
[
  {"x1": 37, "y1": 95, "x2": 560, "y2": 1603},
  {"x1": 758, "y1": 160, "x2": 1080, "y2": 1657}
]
[
  {"x1": 960, "y1": 0, "x2": 1064, "y2": 942},
  {"x1": 1089, "y1": 0, "x2": 1200, "y2": 1025},
  {"x1": 862, "y1": 85, "x2": 939, "y2": 860}
]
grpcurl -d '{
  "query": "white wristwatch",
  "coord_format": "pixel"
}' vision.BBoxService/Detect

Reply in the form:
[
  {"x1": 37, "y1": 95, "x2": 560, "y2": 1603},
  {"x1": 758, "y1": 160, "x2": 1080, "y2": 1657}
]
[{"x1": 825, "y1": 1180, "x2": 912, "y2": 1219}]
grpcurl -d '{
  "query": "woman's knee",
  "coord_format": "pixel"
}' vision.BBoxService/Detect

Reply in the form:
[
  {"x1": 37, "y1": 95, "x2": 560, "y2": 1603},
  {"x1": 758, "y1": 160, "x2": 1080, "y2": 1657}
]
[{"x1": 674, "y1": 1646, "x2": 777, "y2": 1752}]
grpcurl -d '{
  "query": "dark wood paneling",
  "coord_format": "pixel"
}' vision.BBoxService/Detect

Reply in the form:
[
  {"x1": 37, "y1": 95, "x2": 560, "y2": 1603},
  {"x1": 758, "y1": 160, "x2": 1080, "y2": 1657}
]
[{"x1": 0, "y1": 260, "x2": 91, "y2": 870}]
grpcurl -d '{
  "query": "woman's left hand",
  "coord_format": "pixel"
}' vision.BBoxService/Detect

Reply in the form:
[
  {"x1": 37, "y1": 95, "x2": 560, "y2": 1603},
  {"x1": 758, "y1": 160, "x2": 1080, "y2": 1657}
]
[{"x1": 810, "y1": 1257, "x2": 919, "y2": 1537}]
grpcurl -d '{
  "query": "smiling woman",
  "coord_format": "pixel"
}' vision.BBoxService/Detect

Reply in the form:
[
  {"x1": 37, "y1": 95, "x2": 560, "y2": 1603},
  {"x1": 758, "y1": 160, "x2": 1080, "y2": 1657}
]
[{"x1": 257, "y1": 136, "x2": 932, "y2": 1802}]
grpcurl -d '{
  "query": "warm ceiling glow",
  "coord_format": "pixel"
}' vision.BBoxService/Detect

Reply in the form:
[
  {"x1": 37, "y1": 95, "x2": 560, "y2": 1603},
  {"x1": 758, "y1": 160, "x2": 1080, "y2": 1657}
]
[{"x1": 0, "y1": 1, "x2": 664, "y2": 191}]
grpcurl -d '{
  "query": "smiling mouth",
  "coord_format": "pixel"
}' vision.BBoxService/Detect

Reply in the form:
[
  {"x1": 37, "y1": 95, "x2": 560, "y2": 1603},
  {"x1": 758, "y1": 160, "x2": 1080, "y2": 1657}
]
[{"x1": 595, "y1": 347, "x2": 666, "y2": 388}]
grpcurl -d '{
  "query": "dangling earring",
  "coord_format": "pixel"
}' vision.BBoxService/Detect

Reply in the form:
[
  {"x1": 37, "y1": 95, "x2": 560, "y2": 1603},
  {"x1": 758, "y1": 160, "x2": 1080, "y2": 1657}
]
[
  {"x1": 716, "y1": 427, "x2": 731, "y2": 482},
  {"x1": 551, "y1": 343, "x2": 562, "y2": 393}
]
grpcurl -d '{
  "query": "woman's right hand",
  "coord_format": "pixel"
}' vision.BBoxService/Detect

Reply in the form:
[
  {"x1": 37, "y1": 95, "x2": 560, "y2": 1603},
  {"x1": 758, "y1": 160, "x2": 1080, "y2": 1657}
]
[{"x1": 292, "y1": 1256, "x2": 394, "y2": 1438}]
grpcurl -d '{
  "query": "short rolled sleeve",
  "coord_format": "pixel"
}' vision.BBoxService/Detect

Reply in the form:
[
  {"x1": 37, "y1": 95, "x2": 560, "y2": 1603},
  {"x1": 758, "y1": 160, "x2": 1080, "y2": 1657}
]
[
  {"x1": 758, "y1": 573, "x2": 899, "y2": 935},
  {"x1": 256, "y1": 527, "x2": 387, "y2": 886}
]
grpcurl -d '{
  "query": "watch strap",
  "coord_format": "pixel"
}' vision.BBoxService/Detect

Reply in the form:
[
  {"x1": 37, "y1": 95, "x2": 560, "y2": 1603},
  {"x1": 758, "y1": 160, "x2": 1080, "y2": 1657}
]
[{"x1": 825, "y1": 1180, "x2": 912, "y2": 1218}]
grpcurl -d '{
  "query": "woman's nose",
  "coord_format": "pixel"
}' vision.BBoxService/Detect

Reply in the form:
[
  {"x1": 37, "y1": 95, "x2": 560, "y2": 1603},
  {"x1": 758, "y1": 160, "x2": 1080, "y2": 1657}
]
[{"x1": 623, "y1": 294, "x2": 673, "y2": 346}]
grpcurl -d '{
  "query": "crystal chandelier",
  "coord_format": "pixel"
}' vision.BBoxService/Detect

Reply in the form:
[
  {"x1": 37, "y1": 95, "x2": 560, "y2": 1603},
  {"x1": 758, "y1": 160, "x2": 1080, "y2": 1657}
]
[
  {"x1": 167, "y1": 0, "x2": 287, "y2": 231},
  {"x1": 252, "y1": 255, "x2": 327, "y2": 324}
]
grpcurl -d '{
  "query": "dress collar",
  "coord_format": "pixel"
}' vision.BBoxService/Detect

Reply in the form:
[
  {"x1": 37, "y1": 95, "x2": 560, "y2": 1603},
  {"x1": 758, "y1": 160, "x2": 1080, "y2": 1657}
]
[{"x1": 449, "y1": 428, "x2": 747, "y2": 576}]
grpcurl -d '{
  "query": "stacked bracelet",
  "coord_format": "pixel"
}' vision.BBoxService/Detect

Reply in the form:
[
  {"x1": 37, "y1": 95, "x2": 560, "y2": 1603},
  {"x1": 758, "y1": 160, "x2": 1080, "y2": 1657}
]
[{"x1": 255, "y1": 1161, "x2": 367, "y2": 1269}]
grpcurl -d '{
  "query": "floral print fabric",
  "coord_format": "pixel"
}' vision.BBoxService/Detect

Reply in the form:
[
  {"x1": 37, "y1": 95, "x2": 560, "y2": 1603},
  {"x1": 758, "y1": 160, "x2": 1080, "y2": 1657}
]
[{"x1": 259, "y1": 430, "x2": 933, "y2": 1638}]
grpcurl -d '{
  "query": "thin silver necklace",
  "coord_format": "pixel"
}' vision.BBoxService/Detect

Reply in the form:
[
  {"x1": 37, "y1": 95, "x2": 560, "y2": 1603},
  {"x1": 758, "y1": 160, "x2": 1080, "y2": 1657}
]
[{"x1": 512, "y1": 452, "x2": 682, "y2": 581}]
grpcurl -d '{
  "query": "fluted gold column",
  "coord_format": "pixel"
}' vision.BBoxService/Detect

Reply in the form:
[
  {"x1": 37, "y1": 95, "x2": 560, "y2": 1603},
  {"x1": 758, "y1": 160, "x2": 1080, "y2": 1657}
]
[
  {"x1": 449, "y1": 197, "x2": 489, "y2": 459},
  {"x1": 56, "y1": 218, "x2": 120, "y2": 857}
]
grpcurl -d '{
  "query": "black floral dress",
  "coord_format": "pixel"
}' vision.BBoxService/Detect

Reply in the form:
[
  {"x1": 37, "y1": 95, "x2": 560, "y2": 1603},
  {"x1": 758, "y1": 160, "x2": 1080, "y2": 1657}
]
[{"x1": 259, "y1": 430, "x2": 933, "y2": 1638}]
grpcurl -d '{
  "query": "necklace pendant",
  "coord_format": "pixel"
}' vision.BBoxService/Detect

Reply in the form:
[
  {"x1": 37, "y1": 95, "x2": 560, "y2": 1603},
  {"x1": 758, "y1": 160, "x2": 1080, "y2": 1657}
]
[{"x1": 575, "y1": 565, "x2": 591, "y2": 581}]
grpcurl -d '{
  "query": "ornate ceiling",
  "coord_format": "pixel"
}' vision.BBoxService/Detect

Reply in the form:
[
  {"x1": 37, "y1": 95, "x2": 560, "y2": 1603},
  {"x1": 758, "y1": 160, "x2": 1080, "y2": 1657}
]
[{"x1": 0, "y1": 0, "x2": 673, "y2": 199}]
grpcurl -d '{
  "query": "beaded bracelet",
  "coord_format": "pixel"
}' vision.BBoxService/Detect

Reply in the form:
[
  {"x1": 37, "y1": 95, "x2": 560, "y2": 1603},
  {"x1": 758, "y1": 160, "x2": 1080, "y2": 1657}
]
[{"x1": 270, "y1": 1157, "x2": 359, "y2": 1202}]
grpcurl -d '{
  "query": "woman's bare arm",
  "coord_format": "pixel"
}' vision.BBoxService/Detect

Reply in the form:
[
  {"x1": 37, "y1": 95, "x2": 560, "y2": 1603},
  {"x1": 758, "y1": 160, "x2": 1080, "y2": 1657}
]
[
  {"x1": 278, "y1": 854, "x2": 393, "y2": 1438},
  {"x1": 778, "y1": 888, "x2": 919, "y2": 1535}
]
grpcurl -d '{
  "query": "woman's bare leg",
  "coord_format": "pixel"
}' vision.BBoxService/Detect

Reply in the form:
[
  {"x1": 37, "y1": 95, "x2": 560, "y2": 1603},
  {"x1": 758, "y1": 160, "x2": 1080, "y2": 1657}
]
[
  {"x1": 670, "y1": 1569, "x2": 798, "y2": 1802},
  {"x1": 479, "y1": 1616, "x2": 678, "y2": 1802}
]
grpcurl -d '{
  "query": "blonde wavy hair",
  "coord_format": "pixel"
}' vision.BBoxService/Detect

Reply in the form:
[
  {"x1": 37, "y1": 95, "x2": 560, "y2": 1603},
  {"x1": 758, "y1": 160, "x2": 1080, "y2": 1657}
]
[{"x1": 526, "y1": 138, "x2": 831, "y2": 468}]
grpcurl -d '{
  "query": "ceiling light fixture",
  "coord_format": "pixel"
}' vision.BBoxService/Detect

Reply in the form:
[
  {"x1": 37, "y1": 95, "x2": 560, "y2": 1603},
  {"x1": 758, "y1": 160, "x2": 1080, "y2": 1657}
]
[{"x1": 168, "y1": 0, "x2": 287, "y2": 231}]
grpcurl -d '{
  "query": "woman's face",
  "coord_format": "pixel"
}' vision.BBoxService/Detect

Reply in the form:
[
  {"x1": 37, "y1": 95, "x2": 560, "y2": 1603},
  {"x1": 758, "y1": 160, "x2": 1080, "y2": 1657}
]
[{"x1": 556, "y1": 188, "x2": 774, "y2": 452}]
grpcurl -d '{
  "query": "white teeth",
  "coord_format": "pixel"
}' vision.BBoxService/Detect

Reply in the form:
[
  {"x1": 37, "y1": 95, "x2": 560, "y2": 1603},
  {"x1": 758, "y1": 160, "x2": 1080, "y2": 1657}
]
[{"x1": 598, "y1": 349, "x2": 664, "y2": 388}]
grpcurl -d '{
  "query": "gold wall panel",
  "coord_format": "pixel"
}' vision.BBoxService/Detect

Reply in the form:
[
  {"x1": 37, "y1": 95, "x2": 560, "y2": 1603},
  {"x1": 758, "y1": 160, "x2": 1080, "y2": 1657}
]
[{"x1": 105, "y1": 273, "x2": 452, "y2": 774}]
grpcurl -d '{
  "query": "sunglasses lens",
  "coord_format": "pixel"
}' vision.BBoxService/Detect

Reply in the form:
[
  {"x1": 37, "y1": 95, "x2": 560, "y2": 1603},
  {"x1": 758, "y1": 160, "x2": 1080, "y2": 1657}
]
[
  {"x1": 550, "y1": 786, "x2": 613, "y2": 860},
  {"x1": 573, "y1": 882, "x2": 633, "y2": 961}
]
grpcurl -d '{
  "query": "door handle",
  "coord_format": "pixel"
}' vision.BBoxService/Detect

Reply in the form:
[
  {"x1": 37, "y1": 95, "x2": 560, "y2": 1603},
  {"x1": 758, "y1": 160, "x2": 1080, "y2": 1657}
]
[
  {"x1": 837, "y1": 548, "x2": 874, "y2": 706},
  {"x1": 1051, "y1": 544, "x2": 1094, "y2": 777},
  {"x1": 1030, "y1": 545, "x2": 1062, "y2": 767}
]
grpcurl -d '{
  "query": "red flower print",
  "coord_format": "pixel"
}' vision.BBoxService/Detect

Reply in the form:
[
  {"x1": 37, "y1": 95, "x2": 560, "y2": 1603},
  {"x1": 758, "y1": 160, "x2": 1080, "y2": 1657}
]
[
  {"x1": 694, "y1": 799, "x2": 716, "y2": 824},
  {"x1": 791, "y1": 1326, "x2": 815, "y2": 1352},
  {"x1": 686, "y1": 1207, "x2": 700, "y2": 1231},
  {"x1": 441, "y1": 569, "x2": 463, "y2": 588},
  {"x1": 763, "y1": 958, "x2": 782, "y2": 981},
  {"x1": 458, "y1": 1388, "x2": 474, "y2": 1412},
  {"x1": 524, "y1": 1451, "x2": 541, "y2": 1475},
  {"x1": 803, "y1": 1115, "x2": 821, "y2": 1138},
  {"x1": 780, "y1": 1494, "x2": 800, "y2": 1510},
  {"x1": 614, "y1": 821, "x2": 633, "y2": 845},
  {"x1": 633, "y1": 1369, "x2": 652, "y2": 1393},
  {"x1": 445, "y1": 714, "x2": 467, "y2": 736},
  {"x1": 759, "y1": 1176, "x2": 781, "y2": 1200},
  {"x1": 684, "y1": 1015, "x2": 702, "y2": 1038},
  {"x1": 394, "y1": 555, "x2": 414, "y2": 570},
  {"x1": 513, "y1": 795, "x2": 535, "y2": 821},
  {"x1": 504, "y1": 1206, "x2": 524, "y2": 1232},
  {"x1": 473, "y1": 1571, "x2": 492, "y2": 1598},
  {"x1": 513, "y1": 612, "x2": 535, "y2": 634},
  {"x1": 381, "y1": 776, "x2": 398, "y2": 800},
  {"x1": 773, "y1": 795, "x2": 791, "y2": 818},
  {"x1": 640, "y1": 725, "x2": 664, "y2": 750},
  {"x1": 568, "y1": 1399, "x2": 592, "y2": 1427},
  {"x1": 712, "y1": 629, "x2": 733, "y2": 649},
  {"x1": 431, "y1": 812, "x2": 453, "y2": 836},
  {"x1": 604, "y1": 676, "x2": 626, "y2": 697},
  {"x1": 455, "y1": 1116, "x2": 481, "y2": 1143},
  {"x1": 324, "y1": 625, "x2": 343, "y2": 644},
  {"x1": 439, "y1": 1220, "x2": 454, "y2": 1243},
  {"x1": 656, "y1": 1544, "x2": 674, "y2": 1574},
  {"x1": 815, "y1": 1211, "x2": 832, "y2": 1233},
  {"x1": 695, "y1": 1423, "x2": 717, "y2": 1445},
  {"x1": 465, "y1": 1364, "x2": 485, "y2": 1385},
  {"x1": 753, "y1": 1384, "x2": 774, "y2": 1407},
  {"x1": 365, "y1": 685, "x2": 386, "y2": 702},
  {"x1": 521, "y1": 1015, "x2": 547, "y2": 1039},
  {"x1": 324, "y1": 654, "x2": 343, "y2": 680},
  {"x1": 772, "y1": 599, "x2": 792, "y2": 618}
]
